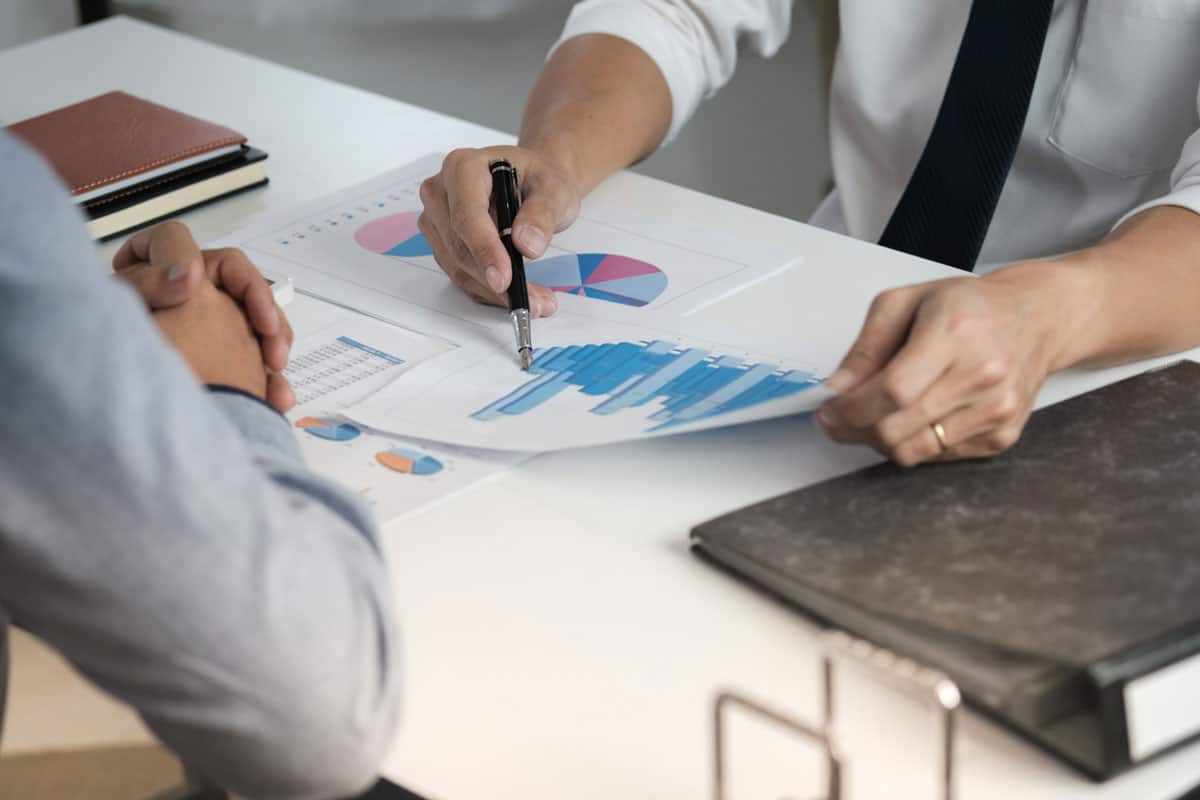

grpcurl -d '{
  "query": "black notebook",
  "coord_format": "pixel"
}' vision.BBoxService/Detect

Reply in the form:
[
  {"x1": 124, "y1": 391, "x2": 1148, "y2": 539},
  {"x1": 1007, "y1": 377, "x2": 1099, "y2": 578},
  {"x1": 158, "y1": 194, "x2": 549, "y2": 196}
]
[
  {"x1": 691, "y1": 360, "x2": 1200, "y2": 780},
  {"x1": 84, "y1": 146, "x2": 268, "y2": 241}
]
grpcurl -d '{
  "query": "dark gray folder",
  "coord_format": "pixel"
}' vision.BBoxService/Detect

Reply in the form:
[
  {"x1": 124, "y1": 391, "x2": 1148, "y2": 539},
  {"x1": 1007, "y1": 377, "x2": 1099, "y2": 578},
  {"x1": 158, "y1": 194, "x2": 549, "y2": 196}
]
[{"x1": 690, "y1": 360, "x2": 1200, "y2": 779}]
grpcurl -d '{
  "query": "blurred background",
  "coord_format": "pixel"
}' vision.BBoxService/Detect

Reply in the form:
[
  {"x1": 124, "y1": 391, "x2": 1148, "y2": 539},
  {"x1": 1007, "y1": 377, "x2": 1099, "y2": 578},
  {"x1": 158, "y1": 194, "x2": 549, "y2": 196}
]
[{"x1": 0, "y1": 0, "x2": 834, "y2": 222}]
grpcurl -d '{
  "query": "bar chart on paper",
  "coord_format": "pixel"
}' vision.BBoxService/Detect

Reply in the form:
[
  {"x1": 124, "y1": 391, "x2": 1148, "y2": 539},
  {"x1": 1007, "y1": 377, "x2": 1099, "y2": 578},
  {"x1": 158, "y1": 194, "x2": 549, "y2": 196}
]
[
  {"x1": 348, "y1": 326, "x2": 830, "y2": 453},
  {"x1": 473, "y1": 341, "x2": 821, "y2": 431}
]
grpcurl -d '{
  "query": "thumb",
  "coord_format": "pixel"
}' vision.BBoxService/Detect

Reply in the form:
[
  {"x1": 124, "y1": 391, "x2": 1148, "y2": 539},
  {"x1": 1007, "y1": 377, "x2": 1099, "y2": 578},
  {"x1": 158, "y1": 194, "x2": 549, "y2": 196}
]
[
  {"x1": 511, "y1": 176, "x2": 580, "y2": 260},
  {"x1": 116, "y1": 258, "x2": 203, "y2": 310}
]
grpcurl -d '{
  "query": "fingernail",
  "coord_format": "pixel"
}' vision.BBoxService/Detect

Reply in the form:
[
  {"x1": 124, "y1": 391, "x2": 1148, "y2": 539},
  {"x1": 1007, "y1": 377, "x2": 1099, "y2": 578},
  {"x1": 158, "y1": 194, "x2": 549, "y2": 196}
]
[
  {"x1": 815, "y1": 406, "x2": 840, "y2": 430},
  {"x1": 546, "y1": 292, "x2": 558, "y2": 314},
  {"x1": 825, "y1": 369, "x2": 856, "y2": 393},
  {"x1": 485, "y1": 266, "x2": 504, "y2": 293},
  {"x1": 518, "y1": 226, "x2": 547, "y2": 256},
  {"x1": 167, "y1": 262, "x2": 189, "y2": 282}
]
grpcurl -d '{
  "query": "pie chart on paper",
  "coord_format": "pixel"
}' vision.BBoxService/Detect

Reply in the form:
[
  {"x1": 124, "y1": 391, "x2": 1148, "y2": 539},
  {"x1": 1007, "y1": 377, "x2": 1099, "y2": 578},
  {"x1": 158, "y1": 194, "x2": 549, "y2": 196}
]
[
  {"x1": 295, "y1": 416, "x2": 362, "y2": 442},
  {"x1": 527, "y1": 253, "x2": 668, "y2": 307},
  {"x1": 375, "y1": 447, "x2": 444, "y2": 476},
  {"x1": 354, "y1": 211, "x2": 434, "y2": 258}
]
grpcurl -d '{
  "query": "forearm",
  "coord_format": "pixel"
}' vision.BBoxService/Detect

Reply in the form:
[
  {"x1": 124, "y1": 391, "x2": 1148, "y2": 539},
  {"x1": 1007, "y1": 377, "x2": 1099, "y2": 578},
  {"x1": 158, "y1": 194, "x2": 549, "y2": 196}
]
[
  {"x1": 994, "y1": 206, "x2": 1200, "y2": 371},
  {"x1": 0, "y1": 134, "x2": 400, "y2": 799},
  {"x1": 1, "y1": 291, "x2": 400, "y2": 798},
  {"x1": 520, "y1": 33, "x2": 672, "y2": 194}
]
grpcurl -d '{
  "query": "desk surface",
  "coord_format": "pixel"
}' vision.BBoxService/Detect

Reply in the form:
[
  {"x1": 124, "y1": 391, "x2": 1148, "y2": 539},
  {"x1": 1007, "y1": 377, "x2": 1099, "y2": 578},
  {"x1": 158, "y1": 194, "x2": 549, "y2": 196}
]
[{"x1": 4, "y1": 16, "x2": 1200, "y2": 800}]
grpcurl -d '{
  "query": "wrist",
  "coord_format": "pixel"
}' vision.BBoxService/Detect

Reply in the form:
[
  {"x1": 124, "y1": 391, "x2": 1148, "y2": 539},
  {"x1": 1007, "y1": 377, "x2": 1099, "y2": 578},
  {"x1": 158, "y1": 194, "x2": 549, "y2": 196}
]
[
  {"x1": 987, "y1": 255, "x2": 1107, "y2": 374},
  {"x1": 519, "y1": 133, "x2": 587, "y2": 195}
]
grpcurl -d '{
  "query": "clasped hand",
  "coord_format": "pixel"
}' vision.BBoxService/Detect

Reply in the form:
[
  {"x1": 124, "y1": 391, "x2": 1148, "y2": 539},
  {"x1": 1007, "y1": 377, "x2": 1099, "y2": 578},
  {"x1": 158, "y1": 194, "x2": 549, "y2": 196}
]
[{"x1": 112, "y1": 222, "x2": 296, "y2": 413}]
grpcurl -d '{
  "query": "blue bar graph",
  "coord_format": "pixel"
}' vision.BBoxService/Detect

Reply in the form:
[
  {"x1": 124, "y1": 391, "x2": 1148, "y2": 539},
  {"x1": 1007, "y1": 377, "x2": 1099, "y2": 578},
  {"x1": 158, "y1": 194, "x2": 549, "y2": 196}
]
[{"x1": 472, "y1": 340, "x2": 821, "y2": 430}]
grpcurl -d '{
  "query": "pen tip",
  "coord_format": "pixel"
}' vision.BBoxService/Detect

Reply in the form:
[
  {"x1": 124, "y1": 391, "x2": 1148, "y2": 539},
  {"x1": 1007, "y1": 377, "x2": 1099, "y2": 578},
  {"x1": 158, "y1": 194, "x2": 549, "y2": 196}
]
[{"x1": 520, "y1": 350, "x2": 533, "y2": 370}]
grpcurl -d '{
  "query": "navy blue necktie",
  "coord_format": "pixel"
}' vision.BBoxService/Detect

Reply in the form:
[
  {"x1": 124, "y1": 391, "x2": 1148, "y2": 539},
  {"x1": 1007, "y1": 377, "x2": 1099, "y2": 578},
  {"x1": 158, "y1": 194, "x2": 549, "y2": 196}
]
[{"x1": 878, "y1": 0, "x2": 1055, "y2": 271}]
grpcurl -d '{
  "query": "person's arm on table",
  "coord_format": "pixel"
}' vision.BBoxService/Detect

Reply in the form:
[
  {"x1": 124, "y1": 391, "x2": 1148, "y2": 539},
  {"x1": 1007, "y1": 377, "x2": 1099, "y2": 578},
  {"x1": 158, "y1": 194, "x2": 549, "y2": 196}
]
[
  {"x1": 0, "y1": 136, "x2": 400, "y2": 800},
  {"x1": 419, "y1": 0, "x2": 791, "y2": 313},
  {"x1": 817, "y1": 118, "x2": 1200, "y2": 465}
]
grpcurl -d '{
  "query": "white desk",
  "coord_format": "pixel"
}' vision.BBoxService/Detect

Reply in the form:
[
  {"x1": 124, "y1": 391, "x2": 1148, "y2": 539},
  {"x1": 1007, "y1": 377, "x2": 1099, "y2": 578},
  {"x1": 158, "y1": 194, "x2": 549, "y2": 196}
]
[{"x1": 3, "y1": 16, "x2": 1200, "y2": 800}]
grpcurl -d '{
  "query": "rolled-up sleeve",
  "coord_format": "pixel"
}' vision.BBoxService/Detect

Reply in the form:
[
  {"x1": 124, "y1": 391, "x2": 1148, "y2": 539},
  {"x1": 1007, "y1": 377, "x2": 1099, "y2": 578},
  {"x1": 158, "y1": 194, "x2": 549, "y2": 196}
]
[
  {"x1": 1117, "y1": 81, "x2": 1200, "y2": 225},
  {"x1": 551, "y1": 0, "x2": 794, "y2": 142}
]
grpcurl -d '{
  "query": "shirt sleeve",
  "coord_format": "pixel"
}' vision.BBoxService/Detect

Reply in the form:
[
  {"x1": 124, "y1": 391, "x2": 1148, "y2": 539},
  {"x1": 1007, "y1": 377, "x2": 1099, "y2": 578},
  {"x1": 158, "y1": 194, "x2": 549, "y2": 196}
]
[
  {"x1": 552, "y1": 0, "x2": 794, "y2": 142},
  {"x1": 1115, "y1": 81, "x2": 1200, "y2": 226},
  {"x1": 0, "y1": 133, "x2": 401, "y2": 800}
]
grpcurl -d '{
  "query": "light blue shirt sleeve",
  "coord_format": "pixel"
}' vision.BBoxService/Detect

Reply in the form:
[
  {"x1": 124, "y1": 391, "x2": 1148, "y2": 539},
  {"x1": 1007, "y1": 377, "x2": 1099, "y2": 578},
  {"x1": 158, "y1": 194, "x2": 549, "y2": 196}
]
[{"x1": 0, "y1": 132, "x2": 401, "y2": 800}]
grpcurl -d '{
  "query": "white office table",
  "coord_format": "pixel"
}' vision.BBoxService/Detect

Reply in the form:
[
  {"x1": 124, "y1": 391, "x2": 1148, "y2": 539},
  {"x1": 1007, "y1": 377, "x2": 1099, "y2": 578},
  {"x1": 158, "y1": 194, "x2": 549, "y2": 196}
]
[{"x1": 3, "y1": 16, "x2": 1200, "y2": 800}]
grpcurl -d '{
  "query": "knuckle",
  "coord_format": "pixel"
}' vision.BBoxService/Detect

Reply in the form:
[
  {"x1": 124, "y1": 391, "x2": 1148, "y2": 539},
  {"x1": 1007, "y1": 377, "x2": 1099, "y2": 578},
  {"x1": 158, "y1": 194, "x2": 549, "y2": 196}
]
[
  {"x1": 869, "y1": 290, "x2": 896, "y2": 312},
  {"x1": 975, "y1": 358, "x2": 1007, "y2": 387},
  {"x1": 985, "y1": 426, "x2": 1021, "y2": 453},
  {"x1": 991, "y1": 389, "x2": 1021, "y2": 421},
  {"x1": 870, "y1": 287, "x2": 906, "y2": 313},
  {"x1": 879, "y1": 372, "x2": 914, "y2": 407},
  {"x1": 843, "y1": 346, "x2": 880, "y2": 371},
  {"x1": 418, "y1": 177, "x2": 438, "y2": 205},
  {"x1": 874, "y1": 417, "x2": 907, "y2": 449},
  {"x1": 215, "y1": 246, "x2": 250, "y2": 264},
  {"x1": 891, "y1": 441, "x2": 924, "y2": 468},
  {"x1": 818, "y1": 419, "x2": 851, "y2": 443}
]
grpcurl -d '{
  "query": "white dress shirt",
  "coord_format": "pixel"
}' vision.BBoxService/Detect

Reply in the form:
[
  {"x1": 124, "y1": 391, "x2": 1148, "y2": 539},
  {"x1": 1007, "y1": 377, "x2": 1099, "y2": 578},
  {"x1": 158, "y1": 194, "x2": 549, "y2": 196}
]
[{"x1": 555, "y1": 1, "x2": 1200, "y2": 271}]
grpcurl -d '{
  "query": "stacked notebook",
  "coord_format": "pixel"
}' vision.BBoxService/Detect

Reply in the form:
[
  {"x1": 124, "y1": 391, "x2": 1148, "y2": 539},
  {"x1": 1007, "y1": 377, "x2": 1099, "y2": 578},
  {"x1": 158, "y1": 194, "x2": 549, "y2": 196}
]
[
  {"x1": 8, "y1": 91, "x2": 267, "y2": 240},
  {"x1": 692, "y1": 360, "x2": 1200, "y2": 780}
]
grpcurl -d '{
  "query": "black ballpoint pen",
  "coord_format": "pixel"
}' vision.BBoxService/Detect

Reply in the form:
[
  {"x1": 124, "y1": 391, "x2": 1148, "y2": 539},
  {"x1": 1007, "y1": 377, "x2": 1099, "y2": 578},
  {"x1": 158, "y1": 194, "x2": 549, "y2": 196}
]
[{"x1": 490, "y1": 159, "x2": 533, "y2": 369}]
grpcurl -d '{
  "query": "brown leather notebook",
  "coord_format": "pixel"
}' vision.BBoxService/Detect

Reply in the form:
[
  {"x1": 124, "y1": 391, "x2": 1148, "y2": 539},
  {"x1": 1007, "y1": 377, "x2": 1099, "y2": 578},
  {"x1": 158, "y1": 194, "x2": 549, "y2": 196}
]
[{"x1": 8, "y1": 91, "x2": 247, "y2": 200}]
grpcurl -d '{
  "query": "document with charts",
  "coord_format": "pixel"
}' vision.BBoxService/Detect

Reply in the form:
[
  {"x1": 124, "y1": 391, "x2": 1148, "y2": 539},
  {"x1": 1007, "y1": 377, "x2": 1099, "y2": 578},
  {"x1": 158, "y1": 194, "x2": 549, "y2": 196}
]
[
  {"x1": 280, "y1": 312, "x2": 527, "y2": 522},
  {"x1": 218, "y1": 153, "x2": 797, "y2": 322},
  {"x1": 342, "y1": 307, "x2": 833, "y2": 452},
  {"x1": 213, "y1": 154, "x2": 831, "y2": 454}
]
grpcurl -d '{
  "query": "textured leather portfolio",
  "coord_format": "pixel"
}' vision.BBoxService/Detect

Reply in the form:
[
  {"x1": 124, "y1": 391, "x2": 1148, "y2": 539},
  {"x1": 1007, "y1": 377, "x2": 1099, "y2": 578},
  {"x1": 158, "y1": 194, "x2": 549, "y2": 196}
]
[
  {"x1": 8, "y1": 91, "x2": 247, "y2": 199},
  {"x1": 691, "y1": 360, "x2": 1200, "y2": 780}
]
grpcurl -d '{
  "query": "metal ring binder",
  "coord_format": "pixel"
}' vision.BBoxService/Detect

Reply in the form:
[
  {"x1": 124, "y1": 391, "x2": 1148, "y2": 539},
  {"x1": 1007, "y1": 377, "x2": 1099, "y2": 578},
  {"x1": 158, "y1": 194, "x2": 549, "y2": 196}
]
[{"x1": 712, "y1": 630, "x2": 961, "y2": 800}]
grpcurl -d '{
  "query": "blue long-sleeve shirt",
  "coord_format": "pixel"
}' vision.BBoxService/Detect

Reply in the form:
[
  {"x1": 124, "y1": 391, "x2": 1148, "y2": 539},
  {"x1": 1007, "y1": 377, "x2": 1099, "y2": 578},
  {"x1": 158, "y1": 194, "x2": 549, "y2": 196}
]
[{"x1": 0, "y1": 131, "x2": 402, "y2": 799}]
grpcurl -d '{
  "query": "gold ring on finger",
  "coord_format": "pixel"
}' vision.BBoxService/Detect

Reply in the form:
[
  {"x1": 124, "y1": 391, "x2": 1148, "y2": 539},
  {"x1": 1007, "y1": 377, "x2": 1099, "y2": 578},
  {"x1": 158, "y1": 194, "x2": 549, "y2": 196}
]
[{"x1": 931, "y1": 422, "x2": 949, "y2": 452}]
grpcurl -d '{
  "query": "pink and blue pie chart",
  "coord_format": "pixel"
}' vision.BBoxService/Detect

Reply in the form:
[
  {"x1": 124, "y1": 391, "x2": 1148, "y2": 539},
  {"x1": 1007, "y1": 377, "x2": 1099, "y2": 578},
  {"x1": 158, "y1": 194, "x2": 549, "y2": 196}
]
[
  {"x1": 354, "y1": 212, "x2": 433, "y2": 258},
  {"x1": 295, "y1": 416, "x2": 362, "y2": 442},
  {"x1": 527, "y1": 253, "x2": 667, "y2": 307}
]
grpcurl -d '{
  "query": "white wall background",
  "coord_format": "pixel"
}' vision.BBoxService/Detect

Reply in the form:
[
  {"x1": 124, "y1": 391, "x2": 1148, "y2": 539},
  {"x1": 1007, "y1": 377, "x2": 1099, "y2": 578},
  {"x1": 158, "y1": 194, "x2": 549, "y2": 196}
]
[
  {"x1": 0, "y1": 0, "x2": 76, "y2": 51},
  {"x1": 1, "y1": 1, "x2": 833, "y2": 221}
]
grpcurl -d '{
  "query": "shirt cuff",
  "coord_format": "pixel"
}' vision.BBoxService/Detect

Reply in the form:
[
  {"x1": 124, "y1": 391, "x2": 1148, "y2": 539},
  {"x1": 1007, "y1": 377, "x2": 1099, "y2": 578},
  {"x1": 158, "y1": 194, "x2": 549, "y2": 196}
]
[
  {"x1": 550, "y1": 1, "x2": 703, "y2": 143},
  {"x1": 206, "y1": 385, "x2": 303, "y2": 467},
  {"x1": 1113, "y1": 181, "x2": 1200, "y2": 230}
]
